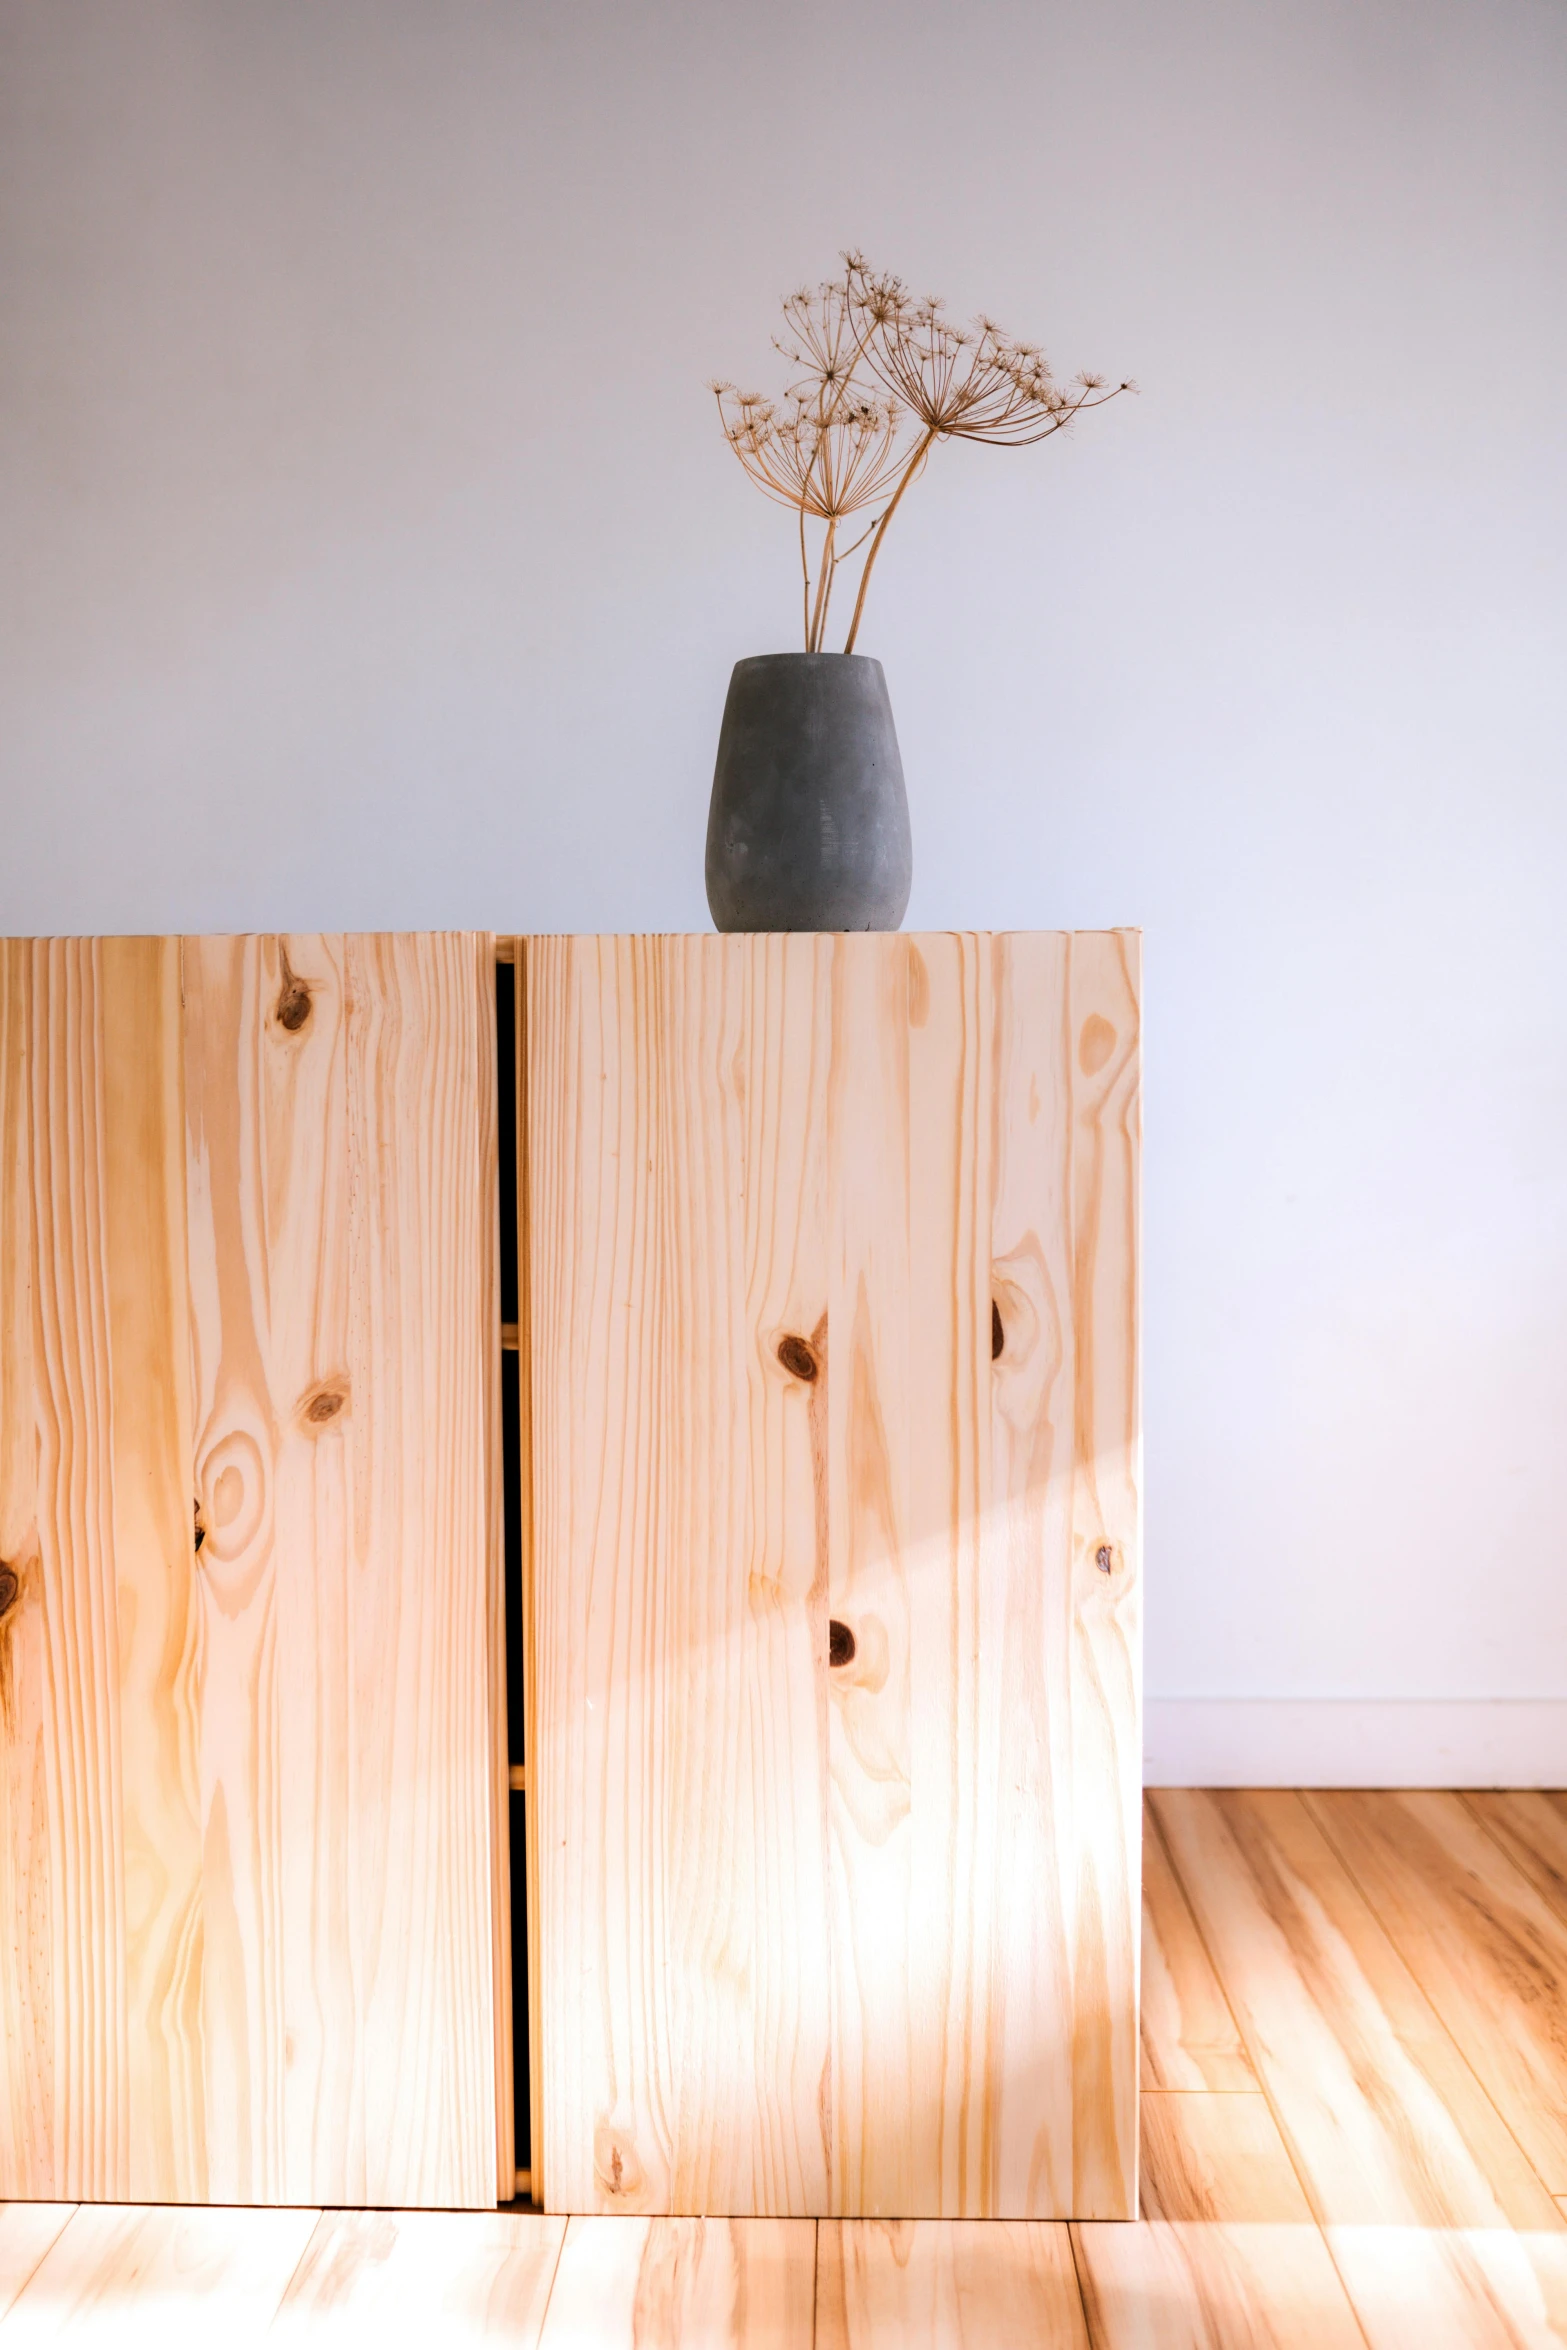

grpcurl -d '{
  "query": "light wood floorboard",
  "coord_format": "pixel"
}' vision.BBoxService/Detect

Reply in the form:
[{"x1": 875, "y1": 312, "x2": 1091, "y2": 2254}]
[
  {"x1": 817, "y1": 2219, "x2": 1087, "y2": 2347},
  {"x1": 270, "y1": 2210, "x2": 564, "y2": 2344},
  {"x1": 1141, "y1": 1800, "x2": 1256, "y2": 2092},
  {"x1": 1074, "y1": 2091, "x2": 1365, "y2": 2348},
  {"x1": 1153, "y1": 1788, "x2": 1567, "y2": 2347},
  {"x1": 1305, "y1": 1790, "x2": 1567, "y2": 2195},
  {"x1": 0, "y1": 2214, "x2": 75, "y2": 2328},
  {"x1": 534, "y1": 2217, "x2": 816, "y2": 2347},
  {"x1": 1464, "y1": 1794, "x2": 1567, "y2": 1920},
  {"x1": 0, "y1": 2204, "x2": 319, "y2": 2345}
]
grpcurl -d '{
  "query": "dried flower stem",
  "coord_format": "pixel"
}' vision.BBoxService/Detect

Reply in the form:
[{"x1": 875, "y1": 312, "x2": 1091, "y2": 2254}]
[{"x1": 841, "y1": 424, "x2": 935, "y2": 655}]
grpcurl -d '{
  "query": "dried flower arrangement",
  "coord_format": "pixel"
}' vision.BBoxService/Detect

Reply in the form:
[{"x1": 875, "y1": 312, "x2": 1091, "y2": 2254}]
[{"x1": 713, "y1": 253, "x2": 1132, "y2": 653}]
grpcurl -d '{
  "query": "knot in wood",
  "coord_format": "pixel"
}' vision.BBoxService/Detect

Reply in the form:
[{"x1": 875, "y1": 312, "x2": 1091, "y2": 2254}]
[
  {"x1": 302, "y1": 1383, "x2": 348, "y2": 1428},
  {"x1": 828, "y1": 1618, "x2": 856, "y2": 1668},
  {"x1": 1096, "y1": 1543, "x2": 1114, "y2": 1575},
  {"x1": 777, "y1": 1333, "x2": 818, "y2": 1383},
  {"x1": 274, "y1": 946, "x2": 312, "y2": 1033},
  {"x1": 992, "y1": 1298, "x2": 1004, "y2": 1359},
  {"x1": 593, "y1": 2120, "x2": 644, "y2": 2201},
  {"x1": 193, "y1": 1500, "x2": 206, "y2": 1555},
  {"x1": 0, "y1": 1564, "x2": 18, "y2": 1618},
  {"x1": 1079, "y1": 1012, "x2": 1117, "y2": 1075}
]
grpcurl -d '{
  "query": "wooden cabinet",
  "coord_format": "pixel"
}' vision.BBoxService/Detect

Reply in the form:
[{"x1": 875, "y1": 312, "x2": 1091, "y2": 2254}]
[
  {"x1": 521, "y1": 931, "x2": 1141, "y2": 2219},
  {"x1": 0, "y1": 936, "x2": 507, "y2": 2207},
  {"x1": 1, "y1": 926, "x2": 1139, "y2": 2221}
]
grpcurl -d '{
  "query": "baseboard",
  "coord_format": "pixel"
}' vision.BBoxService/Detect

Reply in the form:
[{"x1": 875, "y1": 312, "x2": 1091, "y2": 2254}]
[{"x1": 1144, "y1": 1699, "x2": 1567, "y2": 1789}]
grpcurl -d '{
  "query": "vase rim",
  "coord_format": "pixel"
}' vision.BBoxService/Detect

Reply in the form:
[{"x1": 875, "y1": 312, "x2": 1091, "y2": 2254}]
[{"x1": 731, "y1": 649, "x2": 884, "y2": 670}]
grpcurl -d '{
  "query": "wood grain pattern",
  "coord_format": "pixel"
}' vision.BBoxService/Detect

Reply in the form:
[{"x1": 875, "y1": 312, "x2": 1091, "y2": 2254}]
[
  {"x1": 1152, "y1": 1788, "x2": 1567, "y2": 2344},
  {"x1": 271, "y1": 2209, "x2": 565, "y2": 2344},
  {"x1": 526, "y1": 932, "x2": 1141, "y2": 2218},
  {"x1": 1140, "y1": 1802, "x2": 1255, "y2": 2093},
  {"x1": 1465, "y1": 1792, "x2": 1567, "y2": 1918},
  {"x1": 1306, "y1": 1790, "x2": 1567, "y2": 2194},
  {"x1": 183, "y1": 932, "x2": 497, "y2": 2206},
  {"x1": 536, "y1": 2218, "x2": 815, "y2": 2348},
  {"x1": 1057, "y1": 932, "x2": 1143, "y2": 2216},
  {"x1": 1074, "y1": 2094, "x2": 1365, "y2": 2349},
  {"x1": 816, "y1": 2219, "x2": 1088, "y2": 2348},
  {"x1": 0, "y1": 2202, "x2": 319, "y2": 2345},
  {"x1": 100, "y1": 940, "x2": 207, "y2": 2201},
  {"x1": 0, "y1": 939, "x2": 200, "y2": 2198},
  {"x1": 527, "y1": 934, "x2": 835, "y2": 2220},
  {"x1": 183, "y1": 931, "x2": 348, "y2": 2203},
  {"x1": 1322, "y1": 2226, "x2": 1567, "y2": 2350},
  {"x1": 0, "y1": 937, "x2": 48, "y2": 2190},
  {"x1": 0, "y1": 932, "x2": 501, "y2": 2209}
]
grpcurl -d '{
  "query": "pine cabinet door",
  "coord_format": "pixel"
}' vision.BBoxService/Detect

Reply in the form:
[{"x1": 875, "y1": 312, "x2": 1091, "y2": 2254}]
[
  {"x1": 524, "y1": 931, "x2": 1141, "y2": 2218},
  {"x1": 0, "y1": 935, "x2": 505, "y2": 2206}
]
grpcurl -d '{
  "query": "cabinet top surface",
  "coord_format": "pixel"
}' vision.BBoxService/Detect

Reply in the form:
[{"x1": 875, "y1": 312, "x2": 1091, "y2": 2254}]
[
  {"x1": 516, "y1": 926, "x2": 1141, "y2": 946},
  {"x1": 3, "y1": 926, "x2": 1140, "y2": 946}
]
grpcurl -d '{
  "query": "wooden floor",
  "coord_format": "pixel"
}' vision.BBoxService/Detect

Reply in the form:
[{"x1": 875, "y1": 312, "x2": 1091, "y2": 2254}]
[{"x1": 3, "y1": 1789, "x2": 1567, "y2": 2345}]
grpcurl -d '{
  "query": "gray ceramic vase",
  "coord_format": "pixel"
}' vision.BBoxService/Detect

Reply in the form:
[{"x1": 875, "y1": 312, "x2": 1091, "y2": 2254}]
[{"x1": 705, "y1": 653, "x2": 912, "y2": 932}]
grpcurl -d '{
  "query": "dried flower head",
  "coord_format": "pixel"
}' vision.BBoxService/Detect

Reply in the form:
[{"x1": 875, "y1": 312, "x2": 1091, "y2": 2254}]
[
  {"x1": 714, "y1": 264, "x2": 920, "y2": 649},
  {"x1": 713, "y1": 380, "x2": 905, "y2": 523},
  {"x1": 847, "y1": 263, "x2": 1132, "y2": 447},
  {"x1": 714, "y1": 254, "x2": 1132, "y2": 652}
]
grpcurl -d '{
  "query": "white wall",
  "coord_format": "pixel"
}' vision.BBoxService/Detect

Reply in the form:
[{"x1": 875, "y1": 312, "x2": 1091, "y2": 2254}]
[{"x1": 3, "y1": 0, "x2": 1565, "y2": 1779}]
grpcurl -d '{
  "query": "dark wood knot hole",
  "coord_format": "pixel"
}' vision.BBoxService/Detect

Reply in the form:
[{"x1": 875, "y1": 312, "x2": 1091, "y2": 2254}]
[
  {"x1": 193, "y1": 1501, "x2": 206, "y2": 1555},
  {"x1": 828, "y1": 1619, "x2": 855, "y2": 1668},
  {"x1": 992, "y1": 1298, "x2": 1004, "y2": 1360},
  {"x1": 275, "y1": 946, "x2": 312, "y2": 1034},
  {"x1": 0, "y1": 1563, "x2": 18, "y2": 1618},
  {"x1": 777, "y1": 1334, "x2": 818, "y2": 1383},
  {"x1": 1096, "y1": 1543, "x2": 1114, "y2": 1575}
]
